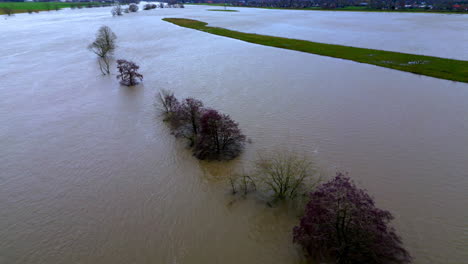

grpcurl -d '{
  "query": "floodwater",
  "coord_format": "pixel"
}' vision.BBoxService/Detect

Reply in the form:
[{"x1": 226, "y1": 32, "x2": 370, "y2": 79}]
[{"x1": 1, "y1": 4, "x2": 467, "y2": 264}]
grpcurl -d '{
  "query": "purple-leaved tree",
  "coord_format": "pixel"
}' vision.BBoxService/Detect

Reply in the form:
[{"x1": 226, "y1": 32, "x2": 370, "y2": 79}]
[
  {"x1": 293, "y1": 173, "x2": 411, "y2": 264},
  {"x1": 116, "y1": 59, "x2": 143, "y2": 86},
  {"x1": 195, "y1": 109, "x2": 245, "y2": 160}
]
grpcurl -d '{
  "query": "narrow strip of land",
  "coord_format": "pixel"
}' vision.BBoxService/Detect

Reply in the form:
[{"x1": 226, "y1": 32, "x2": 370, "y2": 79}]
[
  {"x1": 207, "y1": 9, "x2": 239, "y2": 12},
  {"x1": 163, "y1": 18, "x2": 468, "y2": 83},
  {"x1": 189, "y1": 3, "x2": 467, "y2": 14},
  {"x1": 0, "y1": 2, "x2": 104, "y2": 15}
]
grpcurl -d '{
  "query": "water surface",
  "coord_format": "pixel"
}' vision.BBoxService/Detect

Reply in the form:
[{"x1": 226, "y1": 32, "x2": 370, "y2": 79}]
[{"x1": 1, "y1": 5, "x2": 467, "y2": 264}]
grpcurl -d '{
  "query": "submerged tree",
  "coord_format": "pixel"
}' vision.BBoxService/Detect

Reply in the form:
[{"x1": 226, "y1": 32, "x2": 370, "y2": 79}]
[
  {"x1": 195, "y1": 109, "x2": 245, "y2": 160},
  {"x1": 177, "y1": 98, "x2": 204, "y2": 141},
  {"x1": 111, "y1": 4, "x2": 123, "y2": 16},
  {"x1": 157, "y1": 89, "x2": 179, "y2": 116},
  {"x1": 116, "y1": 59, "x2": 143, "y2": 86},
  {"x1": 88, "y1": 26, "x2": 117, "y2": 75},
  {"x1": 293, "y1": 173, "x2": 411, "y2": 264},
  {"x1": 254, "y1": 152, "x2": 318, "y2": 201},
  {"x1": 157, "y1": 91, "x2": 246, "y2": 161},
  {"x1": 128, "y1": 3, "x2": 139, "y2": 12}
]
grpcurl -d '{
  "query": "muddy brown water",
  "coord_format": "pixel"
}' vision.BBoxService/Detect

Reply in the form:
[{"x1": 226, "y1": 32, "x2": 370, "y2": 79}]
[{"x1": 1, "y1": 5, "x2": 467, "y2": 264}]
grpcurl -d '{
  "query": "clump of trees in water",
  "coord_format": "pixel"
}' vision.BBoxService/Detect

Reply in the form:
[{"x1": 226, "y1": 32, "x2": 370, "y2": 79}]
[
  {"x1": 111, "y1": 3, "x2": 139, "y2": 16},
  {"x1": 111, "y1": 4, "x2": 123, "y2": 16},
  {"x1": 88, "y1": 26, "x2": 117, "y2": 75},
  {"x1": 87, "y1": 26, "x2": 143, "y2": 86},
  {"x1": 116, "y1": 60, "x2": 143, "y2": 86},
  {"x1": 110, "y1": 1, "x2": 184, "y2": 15},
  {"x1": 224, "y1": 152, "x2": 411, "y2": 262},
  {"x1": 128, "y1": 3, "x2": 139, "y2": 12},
  {"x1": 158, "y1": 90, "x2": 245, "y2": 160},
  {"x1": 293, "y1": 173, "x2": 411, "y2": 264},
  {"x1": 144, "y1": 3, "x2": 157, "y2": 10}
]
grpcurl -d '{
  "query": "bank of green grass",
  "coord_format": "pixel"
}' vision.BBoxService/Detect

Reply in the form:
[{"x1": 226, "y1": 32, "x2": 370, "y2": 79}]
[
  {"x1": 0, "y1": 2, "x2": 102, "y2": 15},
  {"x1": 189, "y1": 3, "x2": 466, "y2": 14},
  {"x1": 207, "y1": 9, "x2": 239, "y2": 12},
  {"x1": 163, "y1": 18, "x2": 468, "y2": 83}
]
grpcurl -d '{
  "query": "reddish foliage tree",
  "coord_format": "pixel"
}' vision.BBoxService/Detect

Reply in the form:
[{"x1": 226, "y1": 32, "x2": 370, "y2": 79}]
[
  {"x1": 195, "y1": 109, "x2": 245, "y2": 160},
  {"x1": 293, "y1": 173, "x2": 411, "y2": 264},
  {"x1": 116, "y1": 59, "x2": 143, "y2": 86}
]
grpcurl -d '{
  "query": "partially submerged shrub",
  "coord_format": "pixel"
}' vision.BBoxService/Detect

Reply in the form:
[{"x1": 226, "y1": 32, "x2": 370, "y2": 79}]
[
  {"x1": 116, "y1": 60, "x2": 143, "y2": 86},
  {"x1": 111, "y1": 4, "x2": 123, "y2": 16},
  {"x1": 128, "y1": 3, "x2": 139, "y2": 12},
  {"x1": 157, "y1": 91, "x2": 246, "y2": 161},
  {"x1": 88, "y1": 26, "x2": 117, "y2": 75},
  {"x1": 143, "y1": 3, "x2": 157, "y2": 10},
  {"x1": 293, "y1": 173, "x2": 411, "y2": 264},
  {"x1": 254, "y1": 152, "x2": 318, "y2": 201}
]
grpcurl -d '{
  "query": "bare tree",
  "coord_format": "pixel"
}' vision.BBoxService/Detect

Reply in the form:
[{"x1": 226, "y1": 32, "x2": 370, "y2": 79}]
[
  {"x1": 88, "y1": 26, "x2": 117, "y2": 75},
  {"x1": 254, "y1": 152, "x2": 320, "y2": 201},
  {"x1": 111, "y1": 4, "x2": 123, "y2": 16}
]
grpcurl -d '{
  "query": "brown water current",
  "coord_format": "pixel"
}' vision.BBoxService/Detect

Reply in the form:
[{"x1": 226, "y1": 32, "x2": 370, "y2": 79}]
[{"x1": 1, "y1": 5, "x2": 467, "y2": 264}]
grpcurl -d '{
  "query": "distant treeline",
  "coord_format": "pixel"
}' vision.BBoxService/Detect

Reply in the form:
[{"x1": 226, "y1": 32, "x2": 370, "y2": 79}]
[{"x1": 191, "y1": 0, "x2": 468, "y2": 11}]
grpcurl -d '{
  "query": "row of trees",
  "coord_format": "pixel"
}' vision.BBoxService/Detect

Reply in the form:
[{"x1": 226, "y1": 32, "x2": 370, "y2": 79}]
[
  {"x1": 85, "y1": 17, "x2": 411, "y2": 264},
  {"x1": 158, "y1": 90, "x2": 246, "y2": 160},
  {"x1": 144, "y1": 2, "x2": 185, "y2": 9},
  {"x1": 205, "y1": 0, "x2": 467, "y2": 11},
  {"x1": 111, "y1": 3, "x2": 139, "y2": 16}
]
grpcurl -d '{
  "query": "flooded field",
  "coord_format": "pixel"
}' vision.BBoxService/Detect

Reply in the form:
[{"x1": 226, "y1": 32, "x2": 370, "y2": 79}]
[{"x1": 1, "y1": 5, "x2": 467, "y2": 264}]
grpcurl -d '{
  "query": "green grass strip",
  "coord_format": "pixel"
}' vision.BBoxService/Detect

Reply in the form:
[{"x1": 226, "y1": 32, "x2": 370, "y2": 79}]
[
  {"x1": 163, "y1": 18, "x2": 468, "y2": 83},
  {"x1": 207, "y1": 9, "x2": 239, "y2": 12},
  {"x1": 0, "y1": 2, "x2": 103, "y2": 15}
]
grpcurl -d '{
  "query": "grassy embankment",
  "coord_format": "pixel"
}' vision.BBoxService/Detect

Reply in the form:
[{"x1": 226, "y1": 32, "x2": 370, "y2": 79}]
[
  {"x1": 163, "y1": 18, "x2": 468, "y2": 83},
  {"x1": 207, "y1": 9, "x2": 239, "y2": 12},
  {"x1": 0, "y1": 2, "x2": 102, "y2": 15},
  {"x1": 189, "y1": 3, "x2": 466, "y2": 13}
]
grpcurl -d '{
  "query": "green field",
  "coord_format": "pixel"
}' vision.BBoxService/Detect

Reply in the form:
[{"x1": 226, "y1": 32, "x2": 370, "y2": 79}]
[
  {"x1": 0, "y1": 2, "x2": 104, "y2": 15},
  {"x1": 163, "y1": 18, "x2": 468, "y2": 83},
  {"x1": 207, "y1": 9, "x2": 239, "y2": 12},
  {"x1": 189, "y1": 3, "x2": 466, "y2": 14}
]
